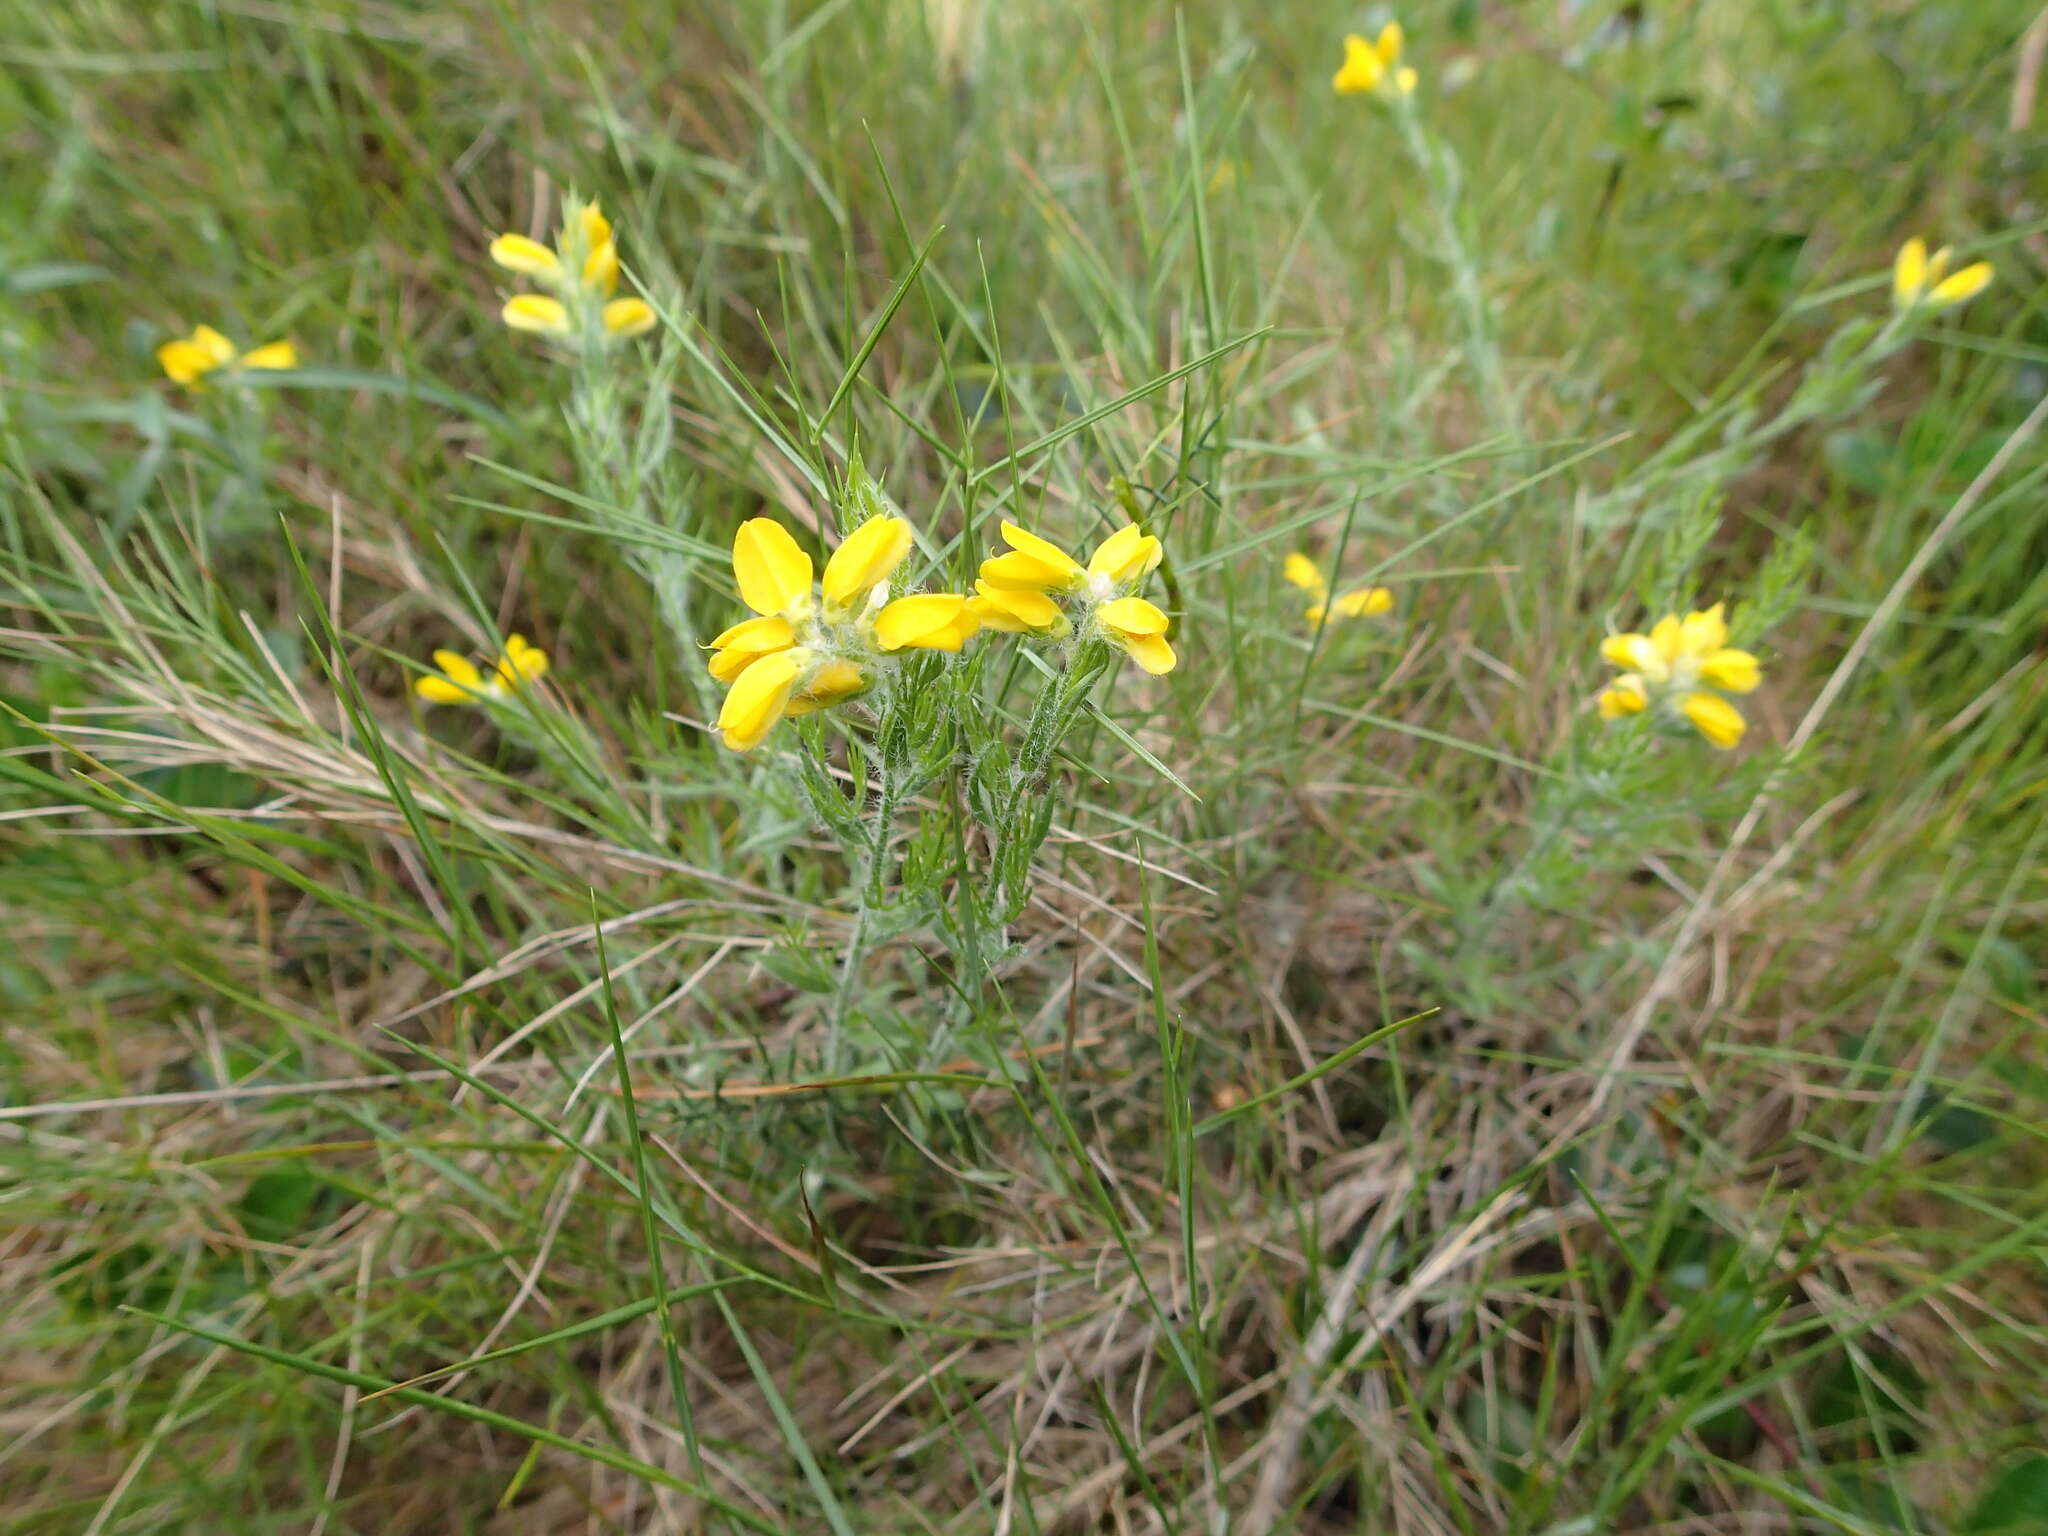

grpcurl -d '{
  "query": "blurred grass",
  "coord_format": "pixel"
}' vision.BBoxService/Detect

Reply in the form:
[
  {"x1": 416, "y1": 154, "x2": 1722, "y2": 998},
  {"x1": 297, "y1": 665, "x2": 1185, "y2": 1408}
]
[{"x1": 3, "y1": 0, "x2": 2047, "y2": 1532}]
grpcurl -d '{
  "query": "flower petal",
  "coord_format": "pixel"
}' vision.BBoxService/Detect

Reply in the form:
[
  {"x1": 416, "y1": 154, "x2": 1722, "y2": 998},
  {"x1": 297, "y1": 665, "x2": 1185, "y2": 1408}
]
[
  {"x1": 1680, "y1": 691, "x2": 1746, "y2": 749},
  {"x1": 1331, "y1": 586, "x2": 1394, "y2": 619},
  {"x1": 1087, "y1": 524, "x2": 1162, "y2": 585},
  {"x1": 1597, "y1": 676, "x2": 1648, "y2": 718},
  {"x1": 583, "y1": 239, "x2": 620, "y2": 296},
  {"x1": 1283, "y1": 553, "x2": 1328, "y2": 593},
  {"x1": 1893, "y1": 237, "x2": 1927, "y2": 306},
  {"x1": 995, "y1": 521, "x2": 1084, "y2": 587},
  {"x1": 416, "y1": 674, "x2": 477, "y2": 705},
  {"x1": 1096, "y1": 595, "x2": 1169, "y2": 637},
  {"x1": 1649, "y1": 614, "x2": 1685, "y2": 666},
  {"x1": 1333, "y1": 33, "x2": 1383, "y2": 94},
  {"x1": 1394, "y1": 66, "x2": 1419, "y2": 95},
  {"x1": 156, "y1": 340, "x2": 218, "y2": 385},
  {"x1": 495, "y1": 634, "x2": 549, "y2": 689},
  {"x1": 1375, "y1": 20, "x2": 1404, "y2": 65},
  {"x1": 1697, "y1": 648, "x2": 1761, "y2": 694},
  {"x1": 490, "y1": 233, "x2": 562, "y2": 277},
  {"x1": 732, "y1": 518, "x2": 813, "y2": 617},
  {"x1": 431, "y1": 650, "x2": 484, "y2": 690},
  {"x1": 708, "y1": 615, "x2": 797, "y2": 684},
  {"x1": 1928, "y1": 261, "x2": 1993, "y2": 309},
  {"x1": 717, "y1": 649, "x2": 806, "y2": 751},
  {"x1": 577, "y1": 202, "x2": 613, "y2": 256},
  {"x1": 1120, "y1": 632, "x2": 1177, "y2": 675},
  {"x1": 236, "y1": 340, "x2": 298, "y2": 371},
  {"x1": 970, "y1": 581, "x2": 1064, "y2": 633},
  {"x1": 602, "y1": 297, "x2": 656, "y2": 337},
  {"x1": 1678, "y1": 602, "x2": 1728, "y2": 657},
  {"x1": 190, "y1": 326, "x2": 238, "y2": 366},
  {"x1": 874, "y1": 593, "x2": 974, "y2": 652},
  {"x1": 789, "y1": 658, "x2": 865, "y2": 713},
  {"x1": 821, "y1": 515, "x2": 914, "y2": 611},
  {"x1": 503, "y1": 295, "x2": 572, "y2": 335}
]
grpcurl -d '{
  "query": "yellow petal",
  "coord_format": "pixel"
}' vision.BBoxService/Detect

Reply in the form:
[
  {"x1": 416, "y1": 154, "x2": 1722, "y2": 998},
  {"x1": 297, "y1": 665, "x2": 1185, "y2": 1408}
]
[
  {"x1": 717, "y1": 649, "x2": 806, "y2": 751},
  {"x1": 1333, "y1": 33, "x2": 1384, "y2": 94},
  {"x1": 821, "y1": 515, "x2": 914, "y2": 611},
  {"x1": 1304, "y1": 602, "x2": 1328, "y2": 625},
  {"x1": 602, "y1": 298, "x2": 656, "y2": 337},
  {"x1": 503, "y1": 295, "x2": 571, "y2": 335},
  {"x1": 1680, "y1": 691, "x2": 1746, "y2": 749},
  {"x1": 995, "y1": 521, "x2": 1084, "y2": 587},
  {"x1": 732, "y1": 518, "x2": 813, "y2": 617},
  {"x1": 1394, "y1": 66, "x2": 1419, "y2": 95},
  {"x1": 1697, "y1": 648, "x2": 1761, "y2": 694},
  {"x1": 494, "y1": 633, "x2": 549, "y2": 689},
  {"x1": 922, "y1": 610, "x2": 983, "y2": 651},
  {"x1": 1928, "y1": 261, "x2": 1992, "y2": 309},
  {"x1": 190, "y1": 326, "x2": 238, "y2": 366},
  {"x1": 1597, "y1": 677, "x2": 1648, "y2": 718},
  {"x1": 1087, "y1": 524, "x2": 1163, "y2": 585},
  {"x1": 1925, "y1": 245, "x2": 1954, "y2": 287},
  {"x1": 790, "y1": 658, "x2": 865, "y2": 712},
  {"x1": 1649, "y1": 614, "x2": 1685, "y2": 665},
  {"x1": 1120, "y1": 632, "x2": 1177, "y2": 675},
  {"x1": 1331, "y1": 586, "x2": 1394, "y2": 619},
  {"x1": 1892, "y1": 237, "x2": 1927, "y2": 306},
  {"x1": 583, "y1": 239, "x2": 620, "y2": 296},
  {"x1": 1096, "y1": 595, "x2": 1169, "y2": 638},
  {"x1": 416, "y1": 674, "x2": 477, "y2": 705},
  {"x1": 707, "y1": 613, "x2": 797, "y2": 683},
  {"x1": 490, "y1": 233, "x2": 562, "y2": 278},
  {"x1": 979, "y1": 551, "x2": 1077, "y2": 591},
  {"x1": 156, "y1": 339, "x2": 218, "y2": 385},
  {"x1": 1678, "y1": 602, "x2": 1728, "y2": 657},
  {"x1": 236, "y1": 340, "x2": 297, "y2": 371},
  {"x1": 431, "y1": 650, "x2": 484, "y2": 690},
  {"x1": 874, "y1": 593, "x2": 973, "y2": 652},
  {"x1": 577, "y1": 202, "x2": 613, "y2": 256},
  {"x1": 1283, "y1": 553, "x2": 1328, "y2": 593},
  {"x1": 970, "y1": 580, "x2": 1064, "y2": 633},
  {"x1": 1375, "y1": 21, "x2": 1404, "y2": 65}
]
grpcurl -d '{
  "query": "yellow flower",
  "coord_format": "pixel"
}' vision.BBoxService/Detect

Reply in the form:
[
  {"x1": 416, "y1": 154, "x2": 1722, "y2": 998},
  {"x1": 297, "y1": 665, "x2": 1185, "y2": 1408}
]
[
  {"x1": 717, "y1": 648, "x2": 807, "y2": 751},
  {"x1": 1333, "y1": 24, "x2": 1417, "y2": 98},
  {"x1": 1891, "y1": 236, "x2": 1993, "y2": 313},
  {"x1": 706, "y1": 513, "x2": 980, "y2": 750},
  {"x1": 416, "y1": 634, "x2": 550, "y2": 706},
  {"x1": 1285, "y1": 552, "x2": 1394, "y2": 627},
  {"x1": 1597, "y1": 602, "x2": 1760, "y2": 749},
  {"x1": 490, "y1": 198, "x2": 655, "y2": 345},
  {"x1": 157, "y1": 324, "x2": 298, "y2": 386},
  {"x1": 974, "y1": 520, "x2": 1174, "y2": 674}
]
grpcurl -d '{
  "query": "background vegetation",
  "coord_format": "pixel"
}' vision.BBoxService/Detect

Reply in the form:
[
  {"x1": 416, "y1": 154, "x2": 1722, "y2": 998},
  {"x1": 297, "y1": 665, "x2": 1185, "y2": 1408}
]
[{"x1": 2, "y1": 0, "x2": 2045, "y2": 1531}]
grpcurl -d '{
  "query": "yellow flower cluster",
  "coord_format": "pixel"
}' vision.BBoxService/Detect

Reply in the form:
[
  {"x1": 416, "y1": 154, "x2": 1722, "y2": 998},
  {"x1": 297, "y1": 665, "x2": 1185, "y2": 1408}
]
[
  {"x1": 1333, "y1": 24, "x2": 1417, "y2": 99},
  {"x1": 1596, "y1": 604, "x2": 1760, "y2": 750},
  {"x1": 703, "y1": 512, "x2": 1177, "y2": 752},
  {"x1": 709, "y1": 514, "x2": 978, "y2": 751},
  {"x1": 1284, "y1": 552, "x2": 1393, "y2": 627},
  {"x1": 157, "y1": 325, "x2": 297, "y2": 387},
  {"x1": 973, "y1": 522, "x2": 1176, "y2": 675},
  {"x1": 489, "y1": 199, "x2": 655, "y2": 343},
  {"x1": 415, "y1": 634, "x2": 550, "y2": 706},
  {"x1": 1891, "y1": 237, "x2": 1993, "y2": 314}
]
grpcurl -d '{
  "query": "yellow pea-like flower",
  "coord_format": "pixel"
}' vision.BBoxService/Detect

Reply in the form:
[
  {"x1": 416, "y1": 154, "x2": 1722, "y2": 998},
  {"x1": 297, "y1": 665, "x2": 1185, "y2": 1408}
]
[
  {"x1": 821, "y1": 515, "x2": 914, "y2": 613},
  {"x1": 873, "y1": 593, "x2": 980, "y2": 653},
  {"x1": 706, "y1": 614, "x2": 797, "y2": 685},
  {"x1": 1087, "y1": 523, "x2": 1164, "y2": 586},
  {"x1": 1095, "y1": 595, "x2": 1176, "y2": 676},
  {"x1": 1891, "y1": 235, "x2": 1993, "y2": 314},
  {"x1": 416, "y1": 635, "x2": 551, "y2": 706},
  {"x1": 602, "y1": 298, "x2": 656, "y2": 337},
  {"x1": 718, "y1": 649, "x2": 808, "y2": 751},
  {"x1": 502, "y1": 295, "x2": 572, "y2": 335},
  {"x1": 490, "y1": 198, "x2": 655, "y2": 347},
  {"x1": 157, "y1": 324, "x2": 296, "y2": 386},
  {"x1": 1596, "y1": 601, "x2": 1761, "y2": 749},
  {"x1": 979, "y1": 521, "x2": 1088, "y2": 593},
  {"x1": 969, "y1": 580, "x2": 1066, "y2": 634},
  {"x1": 1334, "y1": 24, "x2": 1417, "y2": 98},
  {"x1": 783, "y1": 659, "x2": 867, "y2": 717},
  {"x1": 732, "y1": 518, "x2": 815, "y2": 618},
  {"x1": 1286, "y1": 552, "x2": 1393, "y2": 627}
]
